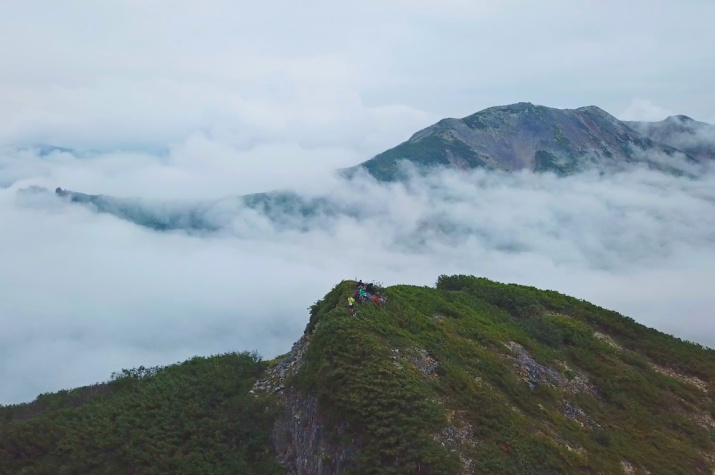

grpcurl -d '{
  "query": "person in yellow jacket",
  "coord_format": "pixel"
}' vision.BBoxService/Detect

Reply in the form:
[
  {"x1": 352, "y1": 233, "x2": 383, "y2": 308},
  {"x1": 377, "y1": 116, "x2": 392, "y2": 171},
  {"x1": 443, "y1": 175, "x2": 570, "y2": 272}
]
[{"x1": 347, "y1": 296, "x2": 356, "y2": 316}]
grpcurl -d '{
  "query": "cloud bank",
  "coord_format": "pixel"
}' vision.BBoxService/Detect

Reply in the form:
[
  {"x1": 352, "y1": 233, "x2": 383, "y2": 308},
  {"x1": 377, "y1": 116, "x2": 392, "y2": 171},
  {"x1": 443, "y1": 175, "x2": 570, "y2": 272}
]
[{"x1": 2, "y1": 143, "x2": 715, "y2": 404}]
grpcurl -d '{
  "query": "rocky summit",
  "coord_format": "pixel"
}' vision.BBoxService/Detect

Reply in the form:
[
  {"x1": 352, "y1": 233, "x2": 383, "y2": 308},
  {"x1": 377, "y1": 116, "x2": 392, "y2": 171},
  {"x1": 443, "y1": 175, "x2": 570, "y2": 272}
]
[
  {"x1": 353, "y1": 102, "x2": 704, "y2": 180},
  {"x1": 2, "y1": 275, "x2": 714, "y2": 474}
]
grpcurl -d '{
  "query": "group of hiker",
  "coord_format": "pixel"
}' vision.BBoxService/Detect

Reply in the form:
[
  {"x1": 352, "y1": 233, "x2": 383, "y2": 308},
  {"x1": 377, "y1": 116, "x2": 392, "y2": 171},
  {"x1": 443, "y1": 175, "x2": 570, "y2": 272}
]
[{"x1": 347, "y1": 280, "x2": 386, "y2": 316}]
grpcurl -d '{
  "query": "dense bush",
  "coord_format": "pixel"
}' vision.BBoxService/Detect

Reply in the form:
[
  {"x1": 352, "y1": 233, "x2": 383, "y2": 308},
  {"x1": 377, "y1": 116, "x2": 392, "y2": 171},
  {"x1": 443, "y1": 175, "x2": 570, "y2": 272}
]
[
  {"x1": 0, "y1": 352, "x2": 280, "y2": 475},
  {"x1": 296, "y1": 276, "x2": 714, "y2": 473}
]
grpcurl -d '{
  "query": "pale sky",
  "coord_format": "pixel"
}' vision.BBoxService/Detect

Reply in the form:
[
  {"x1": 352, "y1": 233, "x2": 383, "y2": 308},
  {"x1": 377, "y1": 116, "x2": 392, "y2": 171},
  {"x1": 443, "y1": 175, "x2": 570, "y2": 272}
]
[
  {"x1": 0, "y1": 0, "x2": 714, "y2": 404},
  {"x1": 0, "y1": 0, "x2": 713, "y2": 155}
]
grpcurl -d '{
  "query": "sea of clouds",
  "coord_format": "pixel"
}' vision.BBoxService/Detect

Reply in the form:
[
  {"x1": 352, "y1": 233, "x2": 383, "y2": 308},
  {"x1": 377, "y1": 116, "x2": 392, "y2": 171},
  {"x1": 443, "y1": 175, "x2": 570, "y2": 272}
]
[{"x1": 2, "y1": 144, "x2": 715, "y2": 404}]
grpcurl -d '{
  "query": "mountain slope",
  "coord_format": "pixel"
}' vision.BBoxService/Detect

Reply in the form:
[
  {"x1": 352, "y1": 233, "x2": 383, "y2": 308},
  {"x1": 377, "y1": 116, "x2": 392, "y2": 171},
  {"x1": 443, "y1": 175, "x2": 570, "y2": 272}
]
[
  {"x1": 626, "y1": 115, "x2": 715, "y2": 163},
  {"x1": 272, "y1": 277, "x2": 715, "y2": 473},
  {"x1": 354, "y1": 103, "x2": 698, "y2": 180},
  {"x1": 0, "y1": 352, "x2": 280, "y2": 474},
  {"x1": 2, "y1": 276, "x2": 714, "y2": 473}
]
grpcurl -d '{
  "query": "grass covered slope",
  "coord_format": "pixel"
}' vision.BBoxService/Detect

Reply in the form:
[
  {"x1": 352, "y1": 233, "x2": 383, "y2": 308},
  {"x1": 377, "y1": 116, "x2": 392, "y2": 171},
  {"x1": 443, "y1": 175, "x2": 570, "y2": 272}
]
[
  {"x1": 2, "y1": 275, "x2": 713, "y2": 474},
  {"x1": 0, "y1": 352, "x2": 280, "y2": 474},
  {"x1": 297, "y1": 276, "x2": 715, "y2": 474}
]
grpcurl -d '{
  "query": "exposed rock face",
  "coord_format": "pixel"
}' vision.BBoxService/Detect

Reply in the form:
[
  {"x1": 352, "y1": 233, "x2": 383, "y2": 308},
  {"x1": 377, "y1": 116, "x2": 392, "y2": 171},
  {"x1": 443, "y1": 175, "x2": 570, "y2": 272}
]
[
  {"x1": 272, "y1": 387, "x2": 354, "y2": 475},
  {"x1": 506, "y1": 341, "x2": 601, "y2": 397},
  {"x1": 435, "y1": 409, "x2": 476, "y2": 475},
  {"x1": 251, "y1": 335, "x2": 310, "y2": 396},
  {"x1": 562, "y1": 402, "x2": 596, "y2": 427},
  {"x1": 252, "y1": 334, "x2": 355, "y2": 474},
  {"x1": 506, "y1": 341, "x2": 566, "y2": 389},
  {"x1": 507, "y1": 342, "x2": 601, "y2": 430},
  {"x1": 410, "y1": 349, "x2": 441, "y2": 377}
]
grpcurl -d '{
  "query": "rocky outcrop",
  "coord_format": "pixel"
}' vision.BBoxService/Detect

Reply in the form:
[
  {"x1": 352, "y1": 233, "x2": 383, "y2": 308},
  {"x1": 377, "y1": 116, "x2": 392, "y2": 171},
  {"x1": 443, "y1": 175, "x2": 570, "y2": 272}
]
[
  {"x1": 271, "y1": 386, "x2": 354, "y2": 475},
  {"x1": 507, "y1": 342, "x2": 601, "y2": 428},
  {"x1": 506, "y1": 341, "x2": 566, "y2": 389},
  {"x1": 389, "y1": 347, "x2": 442, "y2": 378},
  {"x1": 252, "y1": 334, "x2": 355, "y2": 474},
  {"x1": 506, "y1": 341, "x2": 601, "y2": 397},
  {"x1": 435, "y1": 409, "x2": 477, "y2": 475}
]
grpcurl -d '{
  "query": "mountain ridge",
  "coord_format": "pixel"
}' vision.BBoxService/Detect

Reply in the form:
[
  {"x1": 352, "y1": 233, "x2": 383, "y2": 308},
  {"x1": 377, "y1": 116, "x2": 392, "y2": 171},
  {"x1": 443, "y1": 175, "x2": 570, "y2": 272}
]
[
  {"x1": 39, "y1": 103, "x2": 714, "y2": 234},
  {"x1": 352, "y1": 102, "x2": 705, "y2": 181},
  {"x1": 2, "y1": 275, "x2": 714, "y2": 473}
]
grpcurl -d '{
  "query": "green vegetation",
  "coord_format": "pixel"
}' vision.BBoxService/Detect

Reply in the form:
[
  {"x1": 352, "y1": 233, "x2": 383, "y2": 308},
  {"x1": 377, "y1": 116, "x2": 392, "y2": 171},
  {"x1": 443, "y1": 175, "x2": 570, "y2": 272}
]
[
  {"x1": 0, "y1": 352, "x2": 280, "y2": 474},
  {"x1": 299, "y1": 281, "x2": 461, "y2": 474},
  {"x1": 437, "y1": 275, "x2": 715, "y2": 380},
  {"x1": 534, "y1": 150, "x2": 576, "y2": 175},
  {"x1": 360, "y1": 132, "x2": 493, "y2": 182},
  {"x1": 362, "y1": 134, "x2": 453, "y2": 181},
  {"x1": 297, "y1": 276, "x2": 715, "y2": 473},
  {"x1": 2, "y1": 275, "x2": 714, "y2": 473}
]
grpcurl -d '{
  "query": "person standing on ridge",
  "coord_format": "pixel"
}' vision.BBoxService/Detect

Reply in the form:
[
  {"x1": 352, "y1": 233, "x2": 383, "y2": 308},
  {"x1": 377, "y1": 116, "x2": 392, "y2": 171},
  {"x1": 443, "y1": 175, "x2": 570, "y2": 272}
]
[
  {"x1": 347, "y1": 296, "x2": 356, "y2": 316},
  {"x1": 359, "y1": 287, "x2": 368, "y2": 302}
]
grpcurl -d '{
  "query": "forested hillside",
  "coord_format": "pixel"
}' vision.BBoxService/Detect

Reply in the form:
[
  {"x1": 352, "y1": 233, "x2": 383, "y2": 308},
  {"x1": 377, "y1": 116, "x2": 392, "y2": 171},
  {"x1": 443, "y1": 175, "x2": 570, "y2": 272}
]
[{"x1": 2, "y1": 276, "x2": 713, "y2": 474}]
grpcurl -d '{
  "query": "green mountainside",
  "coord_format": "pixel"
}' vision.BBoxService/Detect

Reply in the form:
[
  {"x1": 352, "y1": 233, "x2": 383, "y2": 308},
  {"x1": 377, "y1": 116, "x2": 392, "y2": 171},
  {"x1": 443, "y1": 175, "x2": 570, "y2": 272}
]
[
  {"x1": 0, "y1": 353, "x2": 281, "y2": 474},
  {"x1": 2, "y1": 276, "x2": 714, "y2": 474}
]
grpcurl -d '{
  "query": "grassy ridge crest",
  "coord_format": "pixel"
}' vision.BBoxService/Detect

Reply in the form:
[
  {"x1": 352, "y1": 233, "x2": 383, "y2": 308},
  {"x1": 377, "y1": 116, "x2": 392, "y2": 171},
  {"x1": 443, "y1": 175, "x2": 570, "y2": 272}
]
[{"x1": 1, "y1": 275, "x2": 713, "y2": 473}]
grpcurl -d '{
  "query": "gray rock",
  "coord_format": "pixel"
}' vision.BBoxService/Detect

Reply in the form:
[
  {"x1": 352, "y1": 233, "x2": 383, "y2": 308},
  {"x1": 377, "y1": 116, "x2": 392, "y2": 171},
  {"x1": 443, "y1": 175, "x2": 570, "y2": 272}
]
[
  {"x1": 507, "y1": 342, "x2": 565, "y2": 389},
  {"x1": 252, "y1": 334, "x2": 356, "y2": 474}
]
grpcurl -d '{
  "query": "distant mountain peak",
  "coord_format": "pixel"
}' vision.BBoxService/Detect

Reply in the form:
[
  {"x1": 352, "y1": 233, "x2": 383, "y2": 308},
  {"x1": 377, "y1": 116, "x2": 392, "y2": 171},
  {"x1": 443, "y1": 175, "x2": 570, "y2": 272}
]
[
  {"x1": 627, "y1": 114, "x2": 715, "y2": 163},
  {"x1": 575, "y1": 104, "x2": 611, "y2": 115},
  {"x1": 353, "y1": 103, "x2": 701, "y2": 181},
  {"x1": 488, "y1": 101, "x2": 535, "y2": 111},
  {"x1": 666, "y1": 114, "x2": 695, "y2": 123}
]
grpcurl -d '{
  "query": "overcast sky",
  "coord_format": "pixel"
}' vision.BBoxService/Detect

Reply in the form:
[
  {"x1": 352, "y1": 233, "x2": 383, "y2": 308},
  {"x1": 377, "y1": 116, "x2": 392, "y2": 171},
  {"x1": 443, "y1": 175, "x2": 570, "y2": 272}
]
[{"x1": 1, "y1": 0, "x2": 714, "y2": 404}]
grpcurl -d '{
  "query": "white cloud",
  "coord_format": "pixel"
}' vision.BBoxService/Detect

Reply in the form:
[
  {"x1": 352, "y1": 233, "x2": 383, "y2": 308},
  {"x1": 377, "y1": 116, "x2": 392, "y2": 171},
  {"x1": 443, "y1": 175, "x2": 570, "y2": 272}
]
[
  {"x1": 2, "y1": 150, "x2": 715, "y2": 403},
  {"x1": 621, "y1": 98, "x2": 674, "y2": 121}
]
